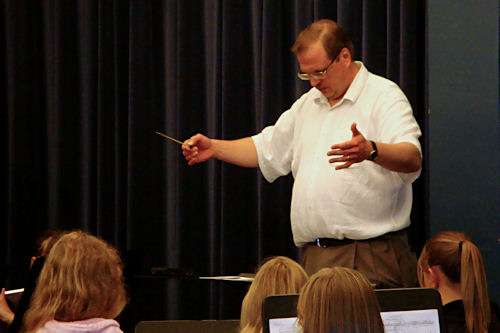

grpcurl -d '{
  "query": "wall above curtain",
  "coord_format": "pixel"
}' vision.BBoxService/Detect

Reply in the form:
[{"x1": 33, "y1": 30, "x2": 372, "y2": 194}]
[{"x1": 0, "y1": 0, "x2": 426, "y2": 328}]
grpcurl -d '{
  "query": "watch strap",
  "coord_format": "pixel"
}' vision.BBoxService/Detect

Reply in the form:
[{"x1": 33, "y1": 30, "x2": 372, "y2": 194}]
[{"x1": 368, "y1": 140, "x2": 378, "y2": 161}]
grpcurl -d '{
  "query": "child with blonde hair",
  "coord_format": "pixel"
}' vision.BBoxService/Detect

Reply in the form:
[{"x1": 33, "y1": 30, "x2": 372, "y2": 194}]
[
  {"x1": 23, "y1": 230, "x2": 127, "y2": 333},
  {"x1": 418, "y1": 231, "x2": 500, "y2": 333},
  {"x1": 240, "y1": 256, "x2": 308, "y2": 333},
  {"x1": 297, "y1": 266, "x2": 384, "y2": 333},
  {"x1": 1, "y1": 229, "x2": 68, "y2": 332}
]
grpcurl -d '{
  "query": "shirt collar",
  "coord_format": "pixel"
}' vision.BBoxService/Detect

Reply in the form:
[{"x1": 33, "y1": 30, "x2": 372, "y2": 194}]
[
  {"x1": 344, "y1": 61, "x2": 367, "y2": 103},
  {"x1": 313, "y1": 61, "x2": 368, "y2": 106}
]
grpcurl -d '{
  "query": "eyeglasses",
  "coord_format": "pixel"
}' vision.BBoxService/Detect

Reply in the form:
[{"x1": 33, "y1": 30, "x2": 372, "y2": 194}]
[{"x1": 297, "y1": 58, "x2": 335, "y2": 81}]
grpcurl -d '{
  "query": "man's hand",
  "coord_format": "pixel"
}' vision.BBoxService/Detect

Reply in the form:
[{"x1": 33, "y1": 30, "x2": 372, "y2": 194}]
[
  {"x1": 182, "y1": 134, "x2": 258, "y2": 168},
  {"x1": 327, "y1": 123, "x2": 371, "y2": 170},
  {"x1": 182, "y1": 133, "x2": 215, "y2": 166}
]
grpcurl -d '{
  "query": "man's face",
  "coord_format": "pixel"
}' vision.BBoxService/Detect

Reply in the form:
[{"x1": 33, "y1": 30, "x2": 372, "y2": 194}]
[{"x1": 297, "y1": 42, "x2": 351, "y2": 105}]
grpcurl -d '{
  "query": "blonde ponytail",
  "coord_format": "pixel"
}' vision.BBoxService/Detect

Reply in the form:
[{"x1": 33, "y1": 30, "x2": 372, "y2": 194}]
[{"x1": 460, "y1": 240, "x2": 490, "y2": 333}]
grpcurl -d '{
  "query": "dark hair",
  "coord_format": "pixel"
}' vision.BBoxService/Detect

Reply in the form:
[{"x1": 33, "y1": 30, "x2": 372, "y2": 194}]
[{"x1": 291, "y1": 19, "x2": 354, "y2": 60}]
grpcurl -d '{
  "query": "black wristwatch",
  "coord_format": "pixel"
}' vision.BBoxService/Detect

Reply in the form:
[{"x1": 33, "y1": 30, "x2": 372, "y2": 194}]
[{"x1": 368, "y1": 140, "x2": 378, "y2": 161}]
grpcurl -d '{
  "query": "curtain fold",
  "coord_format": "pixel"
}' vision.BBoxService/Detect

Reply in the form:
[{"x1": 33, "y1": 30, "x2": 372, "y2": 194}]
[{"x1": 1, "y1": 0, "x2": 426, "y2": 329}]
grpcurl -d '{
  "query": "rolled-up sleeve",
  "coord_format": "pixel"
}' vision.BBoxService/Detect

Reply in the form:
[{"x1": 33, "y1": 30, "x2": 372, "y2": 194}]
[
  {"x1": 252, "y1": 108, "x2": 296, "y2": 183},
  {"x1": 377, "y1": 86, "x2": 422, "y2": 184}
]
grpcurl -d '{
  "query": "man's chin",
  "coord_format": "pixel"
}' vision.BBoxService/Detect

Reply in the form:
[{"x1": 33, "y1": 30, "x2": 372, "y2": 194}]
[{"x1": 317, "y1": 87, "x2": 328, "y2": 95}]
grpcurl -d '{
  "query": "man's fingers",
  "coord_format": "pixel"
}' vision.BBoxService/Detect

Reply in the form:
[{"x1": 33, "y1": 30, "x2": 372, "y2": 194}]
[
  {"x1": 331, "y1": 123, "x2": 363, "y2": 149},
  {"x1": 330, "y1": 142, "x2": 353, "y2": 150},
  {"x1": 350, "y1": 122, "x2": 360, "y2": 136},
  {"x1": 182, "y1": 147, "x2": 197, "y2": 157},
  {"x1": 182, "y1": 145, "x2": 199, "y2": 166},
  {"x1": 335, "y1": 161, "x2": 354, "y2": 170},
  {"x1": 330, "y1": 138, "x2": 356, "y2": 150},
  {"x1": 327, "y1": 147, "x2": 357, "y2": 157},
  {"x1": 186, "y1": 150, "x2": 201, "y2": 165},
  {"x1": 329, "y1": 154, "x2": 357, "y2": 164},
  {"x1": 182, "y1": 139, "x2": 196, "y2": 150}
]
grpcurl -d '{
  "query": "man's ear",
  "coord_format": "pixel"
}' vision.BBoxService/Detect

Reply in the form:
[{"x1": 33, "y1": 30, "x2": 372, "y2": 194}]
[{"x1": 339, "y1": 47, "x2": 352, "y2": 64}]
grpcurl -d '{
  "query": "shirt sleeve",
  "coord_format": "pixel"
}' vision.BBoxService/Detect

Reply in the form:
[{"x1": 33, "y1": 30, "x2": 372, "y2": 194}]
[
  {"x1": 252, "y1": 107, "x2": 297, "y2": 183},
  {"x1": 376, "y1": 84, "x2": 422, "y2": 183}
]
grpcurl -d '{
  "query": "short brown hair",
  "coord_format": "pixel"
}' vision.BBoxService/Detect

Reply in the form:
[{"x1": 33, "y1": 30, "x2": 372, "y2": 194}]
[
  {"x1": 297, "y1": 267, "x2": 384, "y2": 333},
  {"x1": 291, "y1": 19, "x2": 354, "y2": 60}
]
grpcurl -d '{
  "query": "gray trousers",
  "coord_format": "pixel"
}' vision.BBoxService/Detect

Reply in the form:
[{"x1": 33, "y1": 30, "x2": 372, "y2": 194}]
[{"x1": 300, "y1": 231, "x2": 417, "y2": 288}]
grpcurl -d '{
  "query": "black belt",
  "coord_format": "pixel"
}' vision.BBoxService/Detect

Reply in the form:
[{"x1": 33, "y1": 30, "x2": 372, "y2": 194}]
[{"x1": 310, "y1": 229, "x2": 407, "y2": 248}]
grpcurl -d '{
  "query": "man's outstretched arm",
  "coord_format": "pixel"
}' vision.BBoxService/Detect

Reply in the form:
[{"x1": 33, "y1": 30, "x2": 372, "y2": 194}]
[{"x1": 182, "y1": 134, "x2": 258, "y2": 168}]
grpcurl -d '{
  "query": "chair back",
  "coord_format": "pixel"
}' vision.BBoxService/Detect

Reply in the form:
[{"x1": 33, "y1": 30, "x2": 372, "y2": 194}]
[
  {"x1": 375, "y1": 287, "x2": 448, "y2": 333},
  {"x1": 135, "y1": 319, "x2": 240, "y2": 333},
  {"x1": 262, "y1": 294, "x2": 299, "y2": 333}
]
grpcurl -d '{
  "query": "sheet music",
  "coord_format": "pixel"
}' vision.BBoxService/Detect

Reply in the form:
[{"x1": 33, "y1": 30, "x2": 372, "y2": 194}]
[
  {"x1": 381, "y1": 309, "x2": 440, "y2": 333},
  {"x1": 269, "y1": 317, "x2": 300, "y2": 333}
]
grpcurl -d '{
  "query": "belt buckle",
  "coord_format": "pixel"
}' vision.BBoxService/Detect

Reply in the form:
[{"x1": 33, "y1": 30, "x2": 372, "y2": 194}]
[{"x1": 316, "y1": 238, "x2": 326, "y2": 248}]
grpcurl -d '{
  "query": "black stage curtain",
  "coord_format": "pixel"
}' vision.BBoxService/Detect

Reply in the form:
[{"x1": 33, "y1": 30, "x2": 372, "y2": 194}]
[{"x1": 0, "y1": 0, "x2": 426, "y2": 330}]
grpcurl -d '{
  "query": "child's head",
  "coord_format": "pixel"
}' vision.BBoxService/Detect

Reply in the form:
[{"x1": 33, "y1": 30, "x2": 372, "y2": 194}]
[
  {"x1": 297, "y1": 267, "x2": 384, "y2": 333},
  {"x1": 24, "y1": 230, "x2": 127, "y2": 332},
  {"x1": 240, "y1": 256, "x2": 308, "y2": 333},
  {"x1": 418, "y1": 231, "x2": 490, "y2": 332}
]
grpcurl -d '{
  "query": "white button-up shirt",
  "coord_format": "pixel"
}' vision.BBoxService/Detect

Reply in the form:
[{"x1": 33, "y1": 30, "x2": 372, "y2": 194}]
[{"x1": 252, "y1": 62, "x2": 422, "y2": 246}]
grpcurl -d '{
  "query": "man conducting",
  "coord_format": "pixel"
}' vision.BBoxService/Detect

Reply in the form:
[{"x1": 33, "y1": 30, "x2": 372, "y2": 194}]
[{"x1": 182, "y1": 19, "x2": 422, "y2": 288}]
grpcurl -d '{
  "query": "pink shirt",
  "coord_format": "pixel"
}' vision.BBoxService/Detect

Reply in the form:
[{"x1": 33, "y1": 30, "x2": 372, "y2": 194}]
[{"x1": 37, "y1": 318, "x2": 123, "y2": 333}]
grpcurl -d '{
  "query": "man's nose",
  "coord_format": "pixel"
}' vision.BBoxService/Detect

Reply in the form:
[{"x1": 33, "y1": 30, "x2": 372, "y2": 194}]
[{"x1": 309, "y1": 77, "x2": 320, "y2": 87}]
